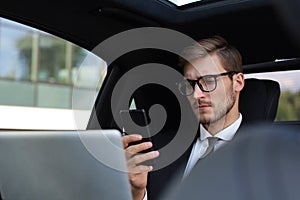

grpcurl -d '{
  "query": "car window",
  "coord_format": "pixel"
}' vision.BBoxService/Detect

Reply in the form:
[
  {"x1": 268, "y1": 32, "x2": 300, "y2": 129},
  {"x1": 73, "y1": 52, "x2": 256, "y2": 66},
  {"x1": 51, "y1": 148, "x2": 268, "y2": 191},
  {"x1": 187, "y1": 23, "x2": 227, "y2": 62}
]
[
  {"x1": 0, "y1": 17, "x2": 107, "y2": 130},
  {"x1": 245, "y1": 70, "x2": 300, "y2": 122}
]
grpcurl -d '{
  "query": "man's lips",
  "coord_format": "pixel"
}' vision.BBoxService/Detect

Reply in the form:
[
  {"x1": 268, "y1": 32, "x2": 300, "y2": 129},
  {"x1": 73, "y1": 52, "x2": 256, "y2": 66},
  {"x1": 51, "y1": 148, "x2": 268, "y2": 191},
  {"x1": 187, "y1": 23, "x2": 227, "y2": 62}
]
[
  {"x1": 190, "y1": 101, "x2": 212, "y2": 110},
  {"x1": 198, "y1": 103, "x2": 212, "y2": 110}
]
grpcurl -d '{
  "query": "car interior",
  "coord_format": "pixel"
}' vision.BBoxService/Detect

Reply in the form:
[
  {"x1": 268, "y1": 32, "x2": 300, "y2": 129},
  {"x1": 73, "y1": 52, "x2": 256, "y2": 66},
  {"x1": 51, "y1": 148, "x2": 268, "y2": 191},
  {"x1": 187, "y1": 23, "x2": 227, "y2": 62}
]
[
  {"x1": 0, "y1": 0, "x2": 299, "y2": 199},
  {"x1": 0, "y1": 0, "x2": 299, "y2": 127}
]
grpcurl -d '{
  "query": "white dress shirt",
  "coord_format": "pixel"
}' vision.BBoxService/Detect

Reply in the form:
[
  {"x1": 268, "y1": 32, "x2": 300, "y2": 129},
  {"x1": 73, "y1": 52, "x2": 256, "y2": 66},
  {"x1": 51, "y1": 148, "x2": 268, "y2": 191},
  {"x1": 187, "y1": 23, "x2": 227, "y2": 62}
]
[{"x1": 183, "y1": 113, "x2": 242, "y2": 178}]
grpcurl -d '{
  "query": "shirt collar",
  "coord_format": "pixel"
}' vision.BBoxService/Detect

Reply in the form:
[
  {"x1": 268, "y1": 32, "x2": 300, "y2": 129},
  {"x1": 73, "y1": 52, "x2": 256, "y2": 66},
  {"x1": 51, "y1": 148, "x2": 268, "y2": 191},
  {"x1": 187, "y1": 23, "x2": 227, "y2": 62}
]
[{"x1": 200, "y1": 113, "x2": 242, "y2": 141}]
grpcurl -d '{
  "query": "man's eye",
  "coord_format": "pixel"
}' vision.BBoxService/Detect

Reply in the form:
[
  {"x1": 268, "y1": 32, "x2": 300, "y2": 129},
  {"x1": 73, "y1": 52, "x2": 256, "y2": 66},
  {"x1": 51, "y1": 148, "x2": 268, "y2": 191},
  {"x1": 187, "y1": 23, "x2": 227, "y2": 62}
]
[{"x1": 203, "y1": 77, "x2": 215, "y2": 84}]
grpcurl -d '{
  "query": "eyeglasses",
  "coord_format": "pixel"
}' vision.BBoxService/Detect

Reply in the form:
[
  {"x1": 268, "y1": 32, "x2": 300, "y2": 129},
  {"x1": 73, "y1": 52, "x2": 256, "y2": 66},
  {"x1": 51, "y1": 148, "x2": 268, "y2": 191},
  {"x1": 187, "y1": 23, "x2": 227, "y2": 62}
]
[{"x1": 177, "y1": 71, "x2": 238, "y2": 96}]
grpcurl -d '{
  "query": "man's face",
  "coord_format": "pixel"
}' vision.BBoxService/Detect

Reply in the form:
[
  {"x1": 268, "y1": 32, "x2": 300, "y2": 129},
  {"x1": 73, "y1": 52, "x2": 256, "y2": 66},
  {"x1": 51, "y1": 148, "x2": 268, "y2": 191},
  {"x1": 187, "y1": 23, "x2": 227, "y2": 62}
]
[{"x1": 183, "y1": 54, "x2": 236, "y2": 126}]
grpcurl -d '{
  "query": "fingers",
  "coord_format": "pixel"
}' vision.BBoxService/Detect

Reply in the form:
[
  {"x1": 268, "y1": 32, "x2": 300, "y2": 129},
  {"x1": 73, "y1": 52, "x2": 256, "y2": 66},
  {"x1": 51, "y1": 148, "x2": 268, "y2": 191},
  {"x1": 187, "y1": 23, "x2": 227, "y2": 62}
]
[
  {"x1": 122, "y1": 134, "x2": 160, "y2": 174},
  {"x1": 122, "y1": 134, "x2": 142, "y2": 148},
  {"x1": 126, "y1": 142, "x2": 152, "y2": 155},
  {"x1": 122, "y1": 135, "x2": 153, "y2": 157},
  {"x1": 129, "y1": 151, "x2": 159, "y2": 166},
  {"x1": 125, "y1": 142, "x2": 156, "y2": 165},
  {"x1": 130, "y1": 164, "x2": 153, "y2": 174},
  {"x1": 128, "y1": 151, "x2": 159, "y2": 173}
]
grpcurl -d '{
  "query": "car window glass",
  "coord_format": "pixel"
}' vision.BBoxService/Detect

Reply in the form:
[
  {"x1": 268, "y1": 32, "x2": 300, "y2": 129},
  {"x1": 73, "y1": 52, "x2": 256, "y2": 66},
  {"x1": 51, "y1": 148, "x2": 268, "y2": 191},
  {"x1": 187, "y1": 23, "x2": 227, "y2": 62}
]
[
  {"x1": 0, "y1": 17, "x2": 107, "y2": 130},
  {"x1": 245, "y1": 70, "x2": 300, "y2": 121}
]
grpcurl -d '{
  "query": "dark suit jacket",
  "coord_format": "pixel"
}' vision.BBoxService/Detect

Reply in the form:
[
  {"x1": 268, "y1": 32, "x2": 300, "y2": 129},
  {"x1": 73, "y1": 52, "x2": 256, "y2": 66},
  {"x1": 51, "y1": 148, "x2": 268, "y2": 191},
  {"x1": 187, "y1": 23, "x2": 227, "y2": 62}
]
[{"x1": 147, "y1": 122, "x2": 249, "y2": 200}]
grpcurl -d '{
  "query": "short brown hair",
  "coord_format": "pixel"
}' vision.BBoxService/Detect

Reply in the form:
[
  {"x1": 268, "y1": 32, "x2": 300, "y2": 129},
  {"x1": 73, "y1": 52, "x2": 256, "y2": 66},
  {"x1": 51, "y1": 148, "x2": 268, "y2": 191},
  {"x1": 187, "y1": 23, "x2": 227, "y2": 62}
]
[{"x1": 179, "y1": 35, "x2": 243, "y2": 72}]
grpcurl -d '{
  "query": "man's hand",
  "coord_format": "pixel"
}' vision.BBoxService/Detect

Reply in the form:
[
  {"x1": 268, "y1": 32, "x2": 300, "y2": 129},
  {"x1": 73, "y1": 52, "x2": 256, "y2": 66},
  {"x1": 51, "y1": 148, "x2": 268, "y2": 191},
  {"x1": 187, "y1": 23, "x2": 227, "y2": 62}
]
[{"x1": 122, "y1": 134, "x2": 159, "y2": 200}]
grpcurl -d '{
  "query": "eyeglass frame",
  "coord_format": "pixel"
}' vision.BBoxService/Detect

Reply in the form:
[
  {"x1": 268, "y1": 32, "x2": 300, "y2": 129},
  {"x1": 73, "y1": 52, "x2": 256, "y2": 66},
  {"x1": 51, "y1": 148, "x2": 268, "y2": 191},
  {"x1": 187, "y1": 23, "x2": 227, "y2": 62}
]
[{"x1": 178, "y1": 71, "x2": 239, "y2": 96}]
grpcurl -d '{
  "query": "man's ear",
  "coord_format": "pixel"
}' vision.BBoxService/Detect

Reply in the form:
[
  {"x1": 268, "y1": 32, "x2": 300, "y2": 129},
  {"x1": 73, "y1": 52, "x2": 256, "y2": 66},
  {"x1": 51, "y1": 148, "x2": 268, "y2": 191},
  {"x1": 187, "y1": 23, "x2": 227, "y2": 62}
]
[{"x1": 234, "y1": 72, "x2": 245, "y2": 92}]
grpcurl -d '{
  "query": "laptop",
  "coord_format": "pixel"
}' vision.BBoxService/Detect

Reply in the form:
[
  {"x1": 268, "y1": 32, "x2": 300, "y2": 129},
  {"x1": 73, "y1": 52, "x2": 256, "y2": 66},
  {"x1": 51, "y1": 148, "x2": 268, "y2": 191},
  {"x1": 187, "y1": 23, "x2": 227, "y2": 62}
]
[{"x1": 0, "y1": 129, "x2": 132, "y2": 200}]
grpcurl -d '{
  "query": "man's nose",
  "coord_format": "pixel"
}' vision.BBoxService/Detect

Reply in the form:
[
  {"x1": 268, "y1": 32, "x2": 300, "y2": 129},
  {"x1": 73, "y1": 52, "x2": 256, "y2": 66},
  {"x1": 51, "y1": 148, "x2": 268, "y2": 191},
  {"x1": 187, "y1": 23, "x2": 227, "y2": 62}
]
[{"x1": 193, "y1": 84, "x2": 206, "y2": 99}]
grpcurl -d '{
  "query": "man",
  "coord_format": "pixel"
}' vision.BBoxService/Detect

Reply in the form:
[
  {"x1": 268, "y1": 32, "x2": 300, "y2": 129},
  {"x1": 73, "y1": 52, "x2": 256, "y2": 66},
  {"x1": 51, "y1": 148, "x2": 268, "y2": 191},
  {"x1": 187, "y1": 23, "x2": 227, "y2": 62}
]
[{"x1": 122, "y1": 36, "x2": 245, "y2": 200}]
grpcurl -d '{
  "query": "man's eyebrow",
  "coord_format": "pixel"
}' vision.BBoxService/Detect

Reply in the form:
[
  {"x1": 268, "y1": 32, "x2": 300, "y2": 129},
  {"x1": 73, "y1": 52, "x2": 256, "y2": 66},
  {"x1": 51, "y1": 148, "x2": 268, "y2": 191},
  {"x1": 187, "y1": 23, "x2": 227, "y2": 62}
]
[
  {"x1": 185, "y1": 72, "x2": 199, "y2": 78},
  {"x1": 183, "y1": 74, "x2": 195, "y2": 79},
  {"x1": 184, "y1": 76, "x2": 201, "y2": 80}
]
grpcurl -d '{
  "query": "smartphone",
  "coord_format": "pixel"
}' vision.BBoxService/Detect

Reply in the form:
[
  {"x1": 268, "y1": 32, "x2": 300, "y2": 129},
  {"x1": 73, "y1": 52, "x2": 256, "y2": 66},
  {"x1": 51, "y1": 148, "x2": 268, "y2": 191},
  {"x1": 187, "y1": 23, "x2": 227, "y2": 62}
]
[{"x1": 119, "y1": 109, "x2": 154, "y2": 158}]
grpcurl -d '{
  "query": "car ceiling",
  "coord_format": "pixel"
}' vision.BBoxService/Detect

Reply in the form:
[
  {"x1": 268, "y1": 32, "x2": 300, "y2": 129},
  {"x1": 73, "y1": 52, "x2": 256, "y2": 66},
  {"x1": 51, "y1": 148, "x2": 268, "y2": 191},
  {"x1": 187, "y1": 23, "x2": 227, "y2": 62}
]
[{"x1": 0, "y1": 0, "x2": 299, "y2": 65}]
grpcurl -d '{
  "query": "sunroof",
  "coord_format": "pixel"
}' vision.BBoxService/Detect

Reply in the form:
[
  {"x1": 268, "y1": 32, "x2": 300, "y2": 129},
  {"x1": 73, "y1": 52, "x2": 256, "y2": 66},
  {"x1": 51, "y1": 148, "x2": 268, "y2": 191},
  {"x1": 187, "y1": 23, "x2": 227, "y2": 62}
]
[{"x1": 166, "y1": 0, "x2": 202, "y2": 6}]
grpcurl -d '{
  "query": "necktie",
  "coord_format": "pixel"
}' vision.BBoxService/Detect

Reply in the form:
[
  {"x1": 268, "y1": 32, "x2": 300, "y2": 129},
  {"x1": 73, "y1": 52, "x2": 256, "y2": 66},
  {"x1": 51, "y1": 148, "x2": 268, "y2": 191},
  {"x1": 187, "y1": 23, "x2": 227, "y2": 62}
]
[{"x1": 201, "y1": 137, "x2": 219, "y2": 158}]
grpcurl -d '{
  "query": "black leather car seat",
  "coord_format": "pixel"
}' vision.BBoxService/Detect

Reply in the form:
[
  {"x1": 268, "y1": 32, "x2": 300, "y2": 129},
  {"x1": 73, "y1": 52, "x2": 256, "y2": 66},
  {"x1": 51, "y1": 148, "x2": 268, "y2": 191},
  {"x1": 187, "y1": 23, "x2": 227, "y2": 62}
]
[{"x1": 239, "y1": 78, "x2": 280, "y2": 124}]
